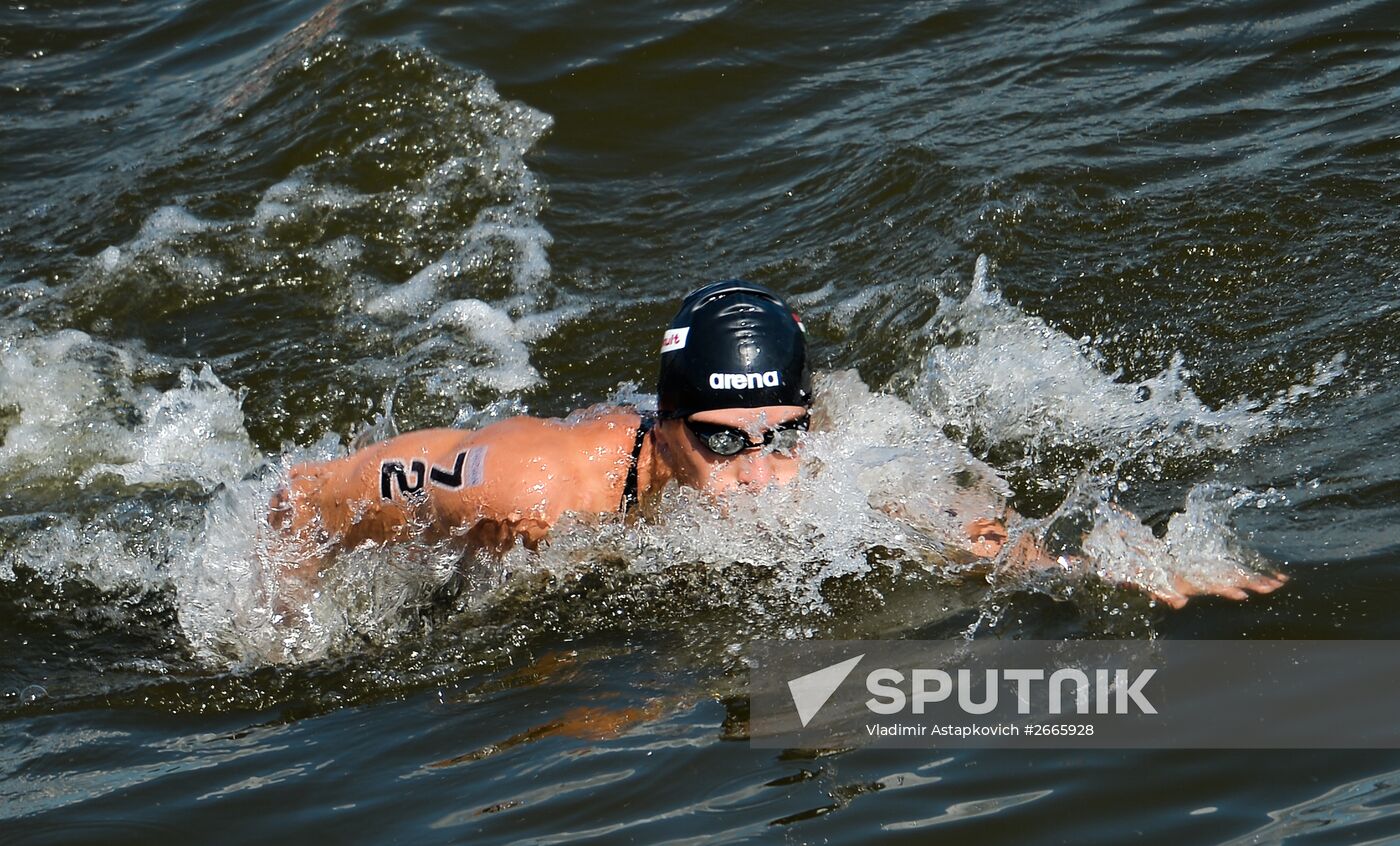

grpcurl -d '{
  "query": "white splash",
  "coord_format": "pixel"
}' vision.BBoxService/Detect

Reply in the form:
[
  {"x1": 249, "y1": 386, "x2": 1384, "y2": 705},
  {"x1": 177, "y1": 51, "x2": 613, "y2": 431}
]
[
  {"x1": 172, "y1": 441, "x2": 465, "y2": 666},
  {"x1": 485, "y1": 371, "x2": 1014, "y2": 623},
  {"x1": 907, "y1": 256, "x2": 1305, "y2": 605},
  {"x1": 0, "y1": 329, "x2": 131, "y2": 476},
  {"x1": 1023, "y1": 477, "x2": 1276, "y2": 602},
  {"x1": 79, "y1": 364, "x2": 260, "y2": 490},
  {"x1": 387, "y1": 298, "x2": 587, "y2": 396},
  {"x1": 0, "y1": 330, "x2": 256, "y2": 489},
  {"x1": 921, "y1": 256, "x2": 1275, "y2": 467},
  {"x1": 0, "y1": 326, "x2": 264, "y2": 596},
  {"x1": 3, "y1": 518, "x2": 172, "y2": 594}
]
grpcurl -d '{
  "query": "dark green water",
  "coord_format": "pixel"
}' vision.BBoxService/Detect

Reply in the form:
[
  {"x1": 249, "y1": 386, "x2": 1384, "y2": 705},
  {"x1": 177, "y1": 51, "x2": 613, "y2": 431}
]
[{"x1": 4, "y1": 0, "x2": 1400, "y2": 842}]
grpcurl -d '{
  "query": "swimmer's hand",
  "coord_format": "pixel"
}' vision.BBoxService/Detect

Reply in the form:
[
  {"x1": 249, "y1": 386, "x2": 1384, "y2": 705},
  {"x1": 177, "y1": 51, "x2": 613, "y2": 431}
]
[
  {"x1": 966, "y1": 516, "x2": 1289, "y2": 609},
  {"x1": 1131, "y1": 567, "x2": 1288, "y2": 610},
  {"x1": 1069, "y1": 549, "x2": 1288, "y2": 607}
]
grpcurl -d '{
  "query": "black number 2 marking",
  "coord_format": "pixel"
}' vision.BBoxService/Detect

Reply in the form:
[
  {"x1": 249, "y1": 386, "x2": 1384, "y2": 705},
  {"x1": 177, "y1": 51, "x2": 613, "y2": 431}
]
[
  {"x1": 380, "y1": 450, "x2": 473, "y2": 500},
  {"x1": 380, "y1": 460, "x2": 425, "y2": 500}
]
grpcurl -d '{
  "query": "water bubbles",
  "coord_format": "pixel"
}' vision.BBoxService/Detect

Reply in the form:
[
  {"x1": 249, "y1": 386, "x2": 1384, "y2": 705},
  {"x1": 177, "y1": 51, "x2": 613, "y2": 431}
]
[
  {"x1": 19, "y1": 684, "x2": 47, "y2": 704},
  {"x1": 920, "y1": 258, "x2": 1274, "y2": 485}
]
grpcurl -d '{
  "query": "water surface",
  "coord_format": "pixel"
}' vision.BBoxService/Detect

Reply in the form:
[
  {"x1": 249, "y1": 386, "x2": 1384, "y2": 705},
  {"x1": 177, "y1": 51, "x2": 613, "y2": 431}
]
[{"x1": 4, "y1": 0, "x2": 1400, "y2": 842}]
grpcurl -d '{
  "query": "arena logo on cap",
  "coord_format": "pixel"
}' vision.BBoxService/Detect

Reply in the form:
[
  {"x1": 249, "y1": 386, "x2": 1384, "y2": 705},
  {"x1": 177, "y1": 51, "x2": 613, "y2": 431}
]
[
  {"x1": 710, "y1": 370, "x2": 782, "y2": 390},
  {"x1": 661, "y1": 327, "x2": 689, "y2": 353}
]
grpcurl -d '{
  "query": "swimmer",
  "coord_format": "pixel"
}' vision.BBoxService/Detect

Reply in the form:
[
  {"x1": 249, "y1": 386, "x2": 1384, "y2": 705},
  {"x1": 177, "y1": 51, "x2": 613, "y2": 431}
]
[{"x1": 268, "y1": 280, "x2": 1286, "y2": 607}]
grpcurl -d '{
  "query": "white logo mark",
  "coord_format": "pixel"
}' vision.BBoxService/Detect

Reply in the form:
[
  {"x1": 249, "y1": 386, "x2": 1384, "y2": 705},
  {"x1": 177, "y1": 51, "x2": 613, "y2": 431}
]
[
  {"x1": 709, "y1": 370, "x2": 781, "y2": 390},
  {"x1": 788, "y1": 654, "x2": 865, "y2": 727}
]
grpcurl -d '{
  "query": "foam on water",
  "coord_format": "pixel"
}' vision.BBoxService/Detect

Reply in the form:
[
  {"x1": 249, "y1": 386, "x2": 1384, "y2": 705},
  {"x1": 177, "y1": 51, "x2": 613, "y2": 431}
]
[
  {"x1": 0, "y1": 329, "x2": 133, "y2": 478},
  {"x1": 919, "y1": 255, "x2": 1283, "y2": 474},
  {"x1": 1012, "y1": 476, "x2": 1282, "y2": 605},
  {"x1": 77, "y1": 364, "x2": 260, "y2": 490},
  {"x1": 0, "y1": 323, "x2": 262, "y2": 595},
  {"x1": 392, "y1": 298, "x2": 588, "y2": 396},
  {"x1": 4, "y1": 515, "x2": 177, "y2": 596},
  {"x1": 1, "y1": 49, "x2": 587, "y2": 662},
  {"x1": 906, "y1": 256, "x2": 1326, "y2": 606},
  {"x1": 84, "y1": 47, "x2": 567, "y2": 404},
  {"x1": 0, "y1": 329, "x2": 257, "y2": 492}
]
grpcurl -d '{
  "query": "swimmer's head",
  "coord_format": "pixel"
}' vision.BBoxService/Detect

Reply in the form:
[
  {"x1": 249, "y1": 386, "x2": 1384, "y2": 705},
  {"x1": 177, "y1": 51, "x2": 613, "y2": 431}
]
[{"x1": 657, "y1": 280, "x2": 813, "y2": 419}]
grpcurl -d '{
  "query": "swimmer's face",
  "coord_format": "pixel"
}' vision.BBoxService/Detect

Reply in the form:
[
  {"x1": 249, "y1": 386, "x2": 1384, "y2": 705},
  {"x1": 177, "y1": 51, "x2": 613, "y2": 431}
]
[{"x1": 659, "y1": 405, "x2": 809, "y2": 494}]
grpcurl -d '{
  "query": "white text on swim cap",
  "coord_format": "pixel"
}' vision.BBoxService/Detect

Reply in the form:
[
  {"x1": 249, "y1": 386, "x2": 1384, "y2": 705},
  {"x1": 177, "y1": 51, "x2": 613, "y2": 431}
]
[{"x1": 709, "y1": 371, "x2": 782, "y2": 390}]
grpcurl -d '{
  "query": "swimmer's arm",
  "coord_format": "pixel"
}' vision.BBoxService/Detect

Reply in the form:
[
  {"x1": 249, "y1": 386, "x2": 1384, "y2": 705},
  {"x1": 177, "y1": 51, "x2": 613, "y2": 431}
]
[
  {"x1": 963, "y1": 510, "x2": 1288, "y2": 609},
  {"x1": 266, "y1": 428, "x2": 564, "y2": 568},
  {"x1": 266, "y1": 432, "x2": 467, "y2": 574}
]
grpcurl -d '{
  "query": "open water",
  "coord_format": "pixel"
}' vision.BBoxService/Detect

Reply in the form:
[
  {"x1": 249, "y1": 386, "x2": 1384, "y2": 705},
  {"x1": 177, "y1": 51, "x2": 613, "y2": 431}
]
[{"x1": 3, "y1": 0, "x2": 1400, "y2": 843}]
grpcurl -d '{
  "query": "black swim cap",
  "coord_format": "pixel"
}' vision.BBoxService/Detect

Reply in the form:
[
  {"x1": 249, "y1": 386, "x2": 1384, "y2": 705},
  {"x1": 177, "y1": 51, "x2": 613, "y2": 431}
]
[{"x1": 657, "y1": 280, "x2": 812, "y2": 418}]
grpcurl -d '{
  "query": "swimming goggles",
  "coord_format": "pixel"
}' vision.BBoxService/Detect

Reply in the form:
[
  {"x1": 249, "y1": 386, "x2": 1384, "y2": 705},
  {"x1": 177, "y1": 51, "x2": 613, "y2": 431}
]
[{"x1": 684, "y1": 415, "x2": 810, "y2": 457}]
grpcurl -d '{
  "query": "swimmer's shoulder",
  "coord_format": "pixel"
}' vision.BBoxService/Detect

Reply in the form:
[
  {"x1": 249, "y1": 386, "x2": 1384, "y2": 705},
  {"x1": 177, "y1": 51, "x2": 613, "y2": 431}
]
[
  {"x1": 467, "y1": 408, "x2": 646, "y2": 514},
  {"x1": 476, "y1": 407, "x2": 645, "y2": 450},
  {"x1": 352, "y1": 408, "x2": 643, "y2": 465}
]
